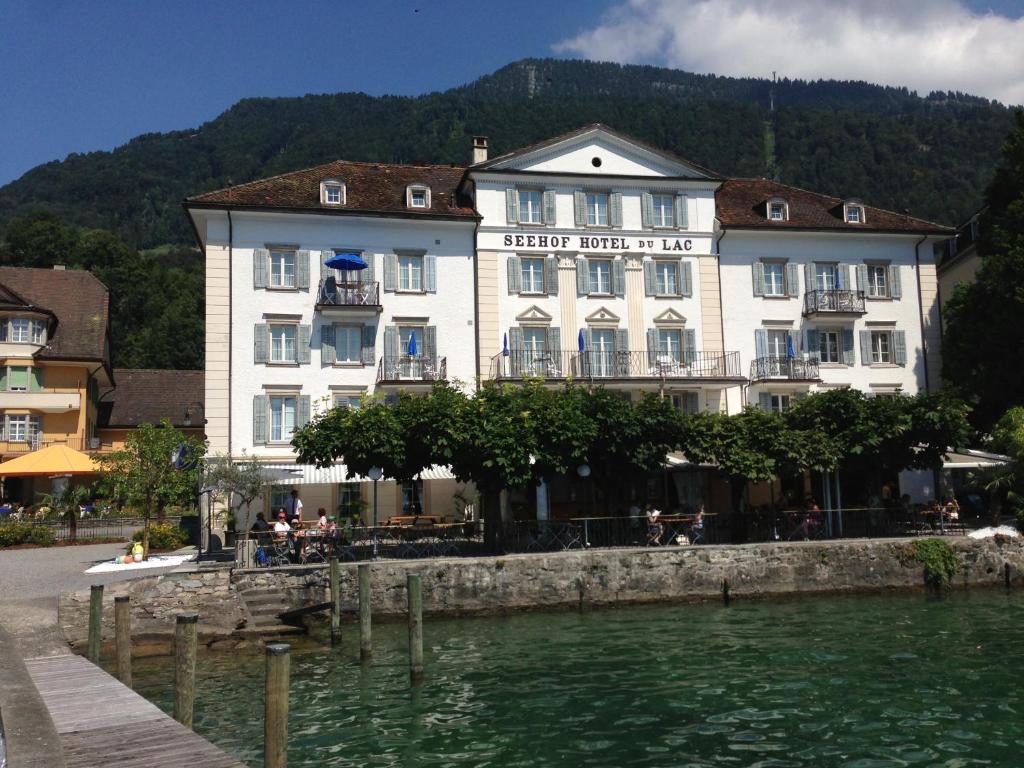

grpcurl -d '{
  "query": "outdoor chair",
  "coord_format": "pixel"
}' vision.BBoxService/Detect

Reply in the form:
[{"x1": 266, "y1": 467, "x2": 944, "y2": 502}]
[
  {"x1": 322, "y1": 276, "x2": 339, "y2": 305},
  {"x1": 269, "y1": 535, "x2": 293, "y2": 566}
]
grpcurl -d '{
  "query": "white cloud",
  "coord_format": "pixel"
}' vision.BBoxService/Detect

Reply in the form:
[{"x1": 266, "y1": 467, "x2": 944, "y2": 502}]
[{"x1": 554, "y1": 0, "x2": 1024, "y2": 105}]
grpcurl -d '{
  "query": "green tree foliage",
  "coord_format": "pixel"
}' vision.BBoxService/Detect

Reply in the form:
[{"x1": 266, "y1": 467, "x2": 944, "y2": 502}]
[
  {"x1": 39, "y1": 483, "x2": 92, "y2": 543},
  {"x1": 974, "y1": 406, "x2": 1024, "y2": 518},
  {"x1": 204, "y1": 454, "x2": 269, "y2": 529},
  {"x1": 943, "y1": 110, "x2": 1024, "y2": 430}
]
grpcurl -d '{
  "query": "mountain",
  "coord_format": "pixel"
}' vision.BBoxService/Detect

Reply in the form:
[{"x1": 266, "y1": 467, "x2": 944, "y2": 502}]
[{"x1": 0, "y1": 59, "x2": 1015, "y2": 250}]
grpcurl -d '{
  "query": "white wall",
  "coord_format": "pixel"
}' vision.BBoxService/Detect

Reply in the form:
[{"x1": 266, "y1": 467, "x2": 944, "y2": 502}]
[{"x1": 220, "y1": 211, "x2": 476, "y2": 459}]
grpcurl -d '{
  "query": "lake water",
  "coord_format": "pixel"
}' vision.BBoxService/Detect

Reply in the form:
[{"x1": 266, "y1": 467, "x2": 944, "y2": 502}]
[{"x1": 131, "y1": 590, "x2": 1024, "y2": 767}]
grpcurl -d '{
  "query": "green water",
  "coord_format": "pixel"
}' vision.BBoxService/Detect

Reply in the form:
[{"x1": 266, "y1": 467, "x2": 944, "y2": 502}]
[{"x1": 132, "y1": 590, "x2": 1024, "y2": 767}]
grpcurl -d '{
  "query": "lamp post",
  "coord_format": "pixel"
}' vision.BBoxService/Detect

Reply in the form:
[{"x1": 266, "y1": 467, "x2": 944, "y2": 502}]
[
  {"x1": 368, "y1": 466, "x2": 383, "y2": 559},
  {"x1": 577, "y1": 464, "x2": 592, "y2": 547}
]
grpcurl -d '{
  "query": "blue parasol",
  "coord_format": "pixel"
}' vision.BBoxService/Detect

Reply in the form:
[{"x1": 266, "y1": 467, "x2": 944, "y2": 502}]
[
  {"x1": 407, "y1": 331, "x2": 417, "y2": 356},
  {"x1": 786, "y1": 334, "x2": 796, "y2": 359},
  {"x1": 324, "y1": 251, "x2": 368, "y2": 271},
  {"x1": 502, "y1": 333, "x2": 509, "y2": 357},
  {"x1": 578, "y1": 329, "x2": 586, "y2": 352}
]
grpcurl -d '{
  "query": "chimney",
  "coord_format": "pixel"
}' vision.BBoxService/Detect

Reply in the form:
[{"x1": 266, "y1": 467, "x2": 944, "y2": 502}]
[
  {"x1": 52, "y1": 264, "x2": 66, "y2": 271},
  {"x1": 472, "y1": 136, "x2": 489, "y2": 165}
]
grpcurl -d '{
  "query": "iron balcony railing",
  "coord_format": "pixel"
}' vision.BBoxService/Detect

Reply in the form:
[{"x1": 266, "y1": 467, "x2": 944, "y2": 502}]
[
  {"x1": 749, "y1": 356, "x2": 821, "y2": 382},
  {"x1": 316, "y1": 279, "x2": 380, "y2": 308},
  {"x1": 377, "y1": 355, "x2": 447, "y2": 383},
  {"x1": 490, "y1": 349, "x2": 742, "y2": 380},
  {"x1": 0, "y1": 435, "x2": 102, "y2": 455},
  {"x1": 803, "y1": 289, "x2": 866, "y2": 315}
]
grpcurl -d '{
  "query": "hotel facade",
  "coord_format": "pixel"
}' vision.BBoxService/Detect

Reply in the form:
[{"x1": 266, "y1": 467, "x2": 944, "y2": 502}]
[{"x1": 186, "y1": 125, "x2": 950, "y2": 525}]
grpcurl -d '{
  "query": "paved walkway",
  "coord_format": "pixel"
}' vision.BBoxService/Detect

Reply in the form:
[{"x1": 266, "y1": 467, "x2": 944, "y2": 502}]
[{"x1": 0, "y1": 542, "x2": 186, "y2": 657}]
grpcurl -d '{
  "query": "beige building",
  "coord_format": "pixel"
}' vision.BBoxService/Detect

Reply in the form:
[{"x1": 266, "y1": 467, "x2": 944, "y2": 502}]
[{"x1": 937, "y1": 210, "x2": 984, "y2": 323}]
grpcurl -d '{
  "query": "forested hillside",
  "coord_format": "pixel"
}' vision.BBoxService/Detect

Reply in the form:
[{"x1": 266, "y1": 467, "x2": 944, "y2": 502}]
[{"x1": 0, "y1": 58, "x2": 1016, "y2": 369}]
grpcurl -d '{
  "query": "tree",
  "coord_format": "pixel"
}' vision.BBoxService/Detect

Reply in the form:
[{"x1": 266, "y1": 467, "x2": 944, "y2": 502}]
[
  {"x1": 943, "y1": 109, "x2": 1024, "y2": 430},
  {"x1": 97, "y1": 420, "x2": 206, "y2": 558},
  {"x1": 203, "y1": 454, "x2": 268, "y2": 529},
  {"x1": 39, "y1": 484, "x2": 92, "y2": 543}
]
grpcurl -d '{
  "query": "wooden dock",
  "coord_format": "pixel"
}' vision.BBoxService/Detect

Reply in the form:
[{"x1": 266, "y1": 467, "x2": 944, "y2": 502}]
[{"x1": 24, "y1": 654, "x2": 249, "y2": 768}]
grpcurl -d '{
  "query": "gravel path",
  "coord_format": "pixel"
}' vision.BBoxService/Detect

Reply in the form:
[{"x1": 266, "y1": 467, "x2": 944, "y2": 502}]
[{"x1": 0, "y1": 542, "x2": 186, "y2": 657}]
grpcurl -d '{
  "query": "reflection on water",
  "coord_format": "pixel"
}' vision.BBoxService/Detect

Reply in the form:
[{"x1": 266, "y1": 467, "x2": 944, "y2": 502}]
[{"x1": 132, "y1": 590, "x2": 1024, "y2": 767}]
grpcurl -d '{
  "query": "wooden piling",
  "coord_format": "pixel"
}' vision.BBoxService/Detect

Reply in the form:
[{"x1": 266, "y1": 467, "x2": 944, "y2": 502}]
[
  {"x1": 87, "y1": 584, "x2": 103, "y2": 665},
  {"x1": 173, "y1": 613, "x2": 198, "y2": 728},
  {"x1": 114, "y1": 595, "x2": 132, "y2": 687},
  {"x1": 329, "y1": 557, "x2": 341, "y2": 645},
  {"x1": 722, "y1": 577, "x2": 731, "y2": 606},
  {"x1": 407, "y1": 573, "x2": 424, "y2": 684},
  {"x1": 359, "y1": 563, "x2": 372, "y2": 660},
  {"x1": 1005, "y1": 562, "x2": 1012, "y2": 589},
  {"x1": 264, "y1": 643, "x2": 291, "y2": 768}
]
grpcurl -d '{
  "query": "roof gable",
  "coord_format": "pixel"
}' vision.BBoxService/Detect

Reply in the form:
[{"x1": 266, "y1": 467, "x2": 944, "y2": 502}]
[{"x1": 476, "y1": 125, "x2": 716, "y2": 179}]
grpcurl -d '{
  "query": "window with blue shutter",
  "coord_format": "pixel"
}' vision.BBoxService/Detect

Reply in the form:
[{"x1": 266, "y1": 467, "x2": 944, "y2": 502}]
[
  {"x1": 507, "y1": 256, "x2": 522, "y2": 295},
  {"x1": 253, "y1": 249, "x2": 269, "y2": 289},
  {"x1": 321, "y1": 324, "x2": 336, "y2": 365},
  {"x1": 361, "y1": 325, "x2": 376, "y2": 365},
  {"x1": 424, "y1": 255, "x2": 437, "y2": 293},
  {"x1": 544, "y1": 256, "x2": 559, "y2": 295}
]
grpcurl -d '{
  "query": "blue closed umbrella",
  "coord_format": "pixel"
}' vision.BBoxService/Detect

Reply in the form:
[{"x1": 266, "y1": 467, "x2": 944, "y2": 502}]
[
  {"x1": 407, "y1": 332, "x2": 417, "y2": 356},
  {"x1": 502, "y1": 333, "x2": 509, "y2": 357},
  {"x1": 324, "y1": 251, "x2": 368, "y2": 272},
  {"x1": 786, "y1": 335, "x2": 796, "y2": 359},
  {"x1": 578, "y1": 329, "x2": 586, "y2": 352}
]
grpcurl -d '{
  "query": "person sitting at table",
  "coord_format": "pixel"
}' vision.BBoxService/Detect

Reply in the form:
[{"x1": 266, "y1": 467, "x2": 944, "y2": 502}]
[
  {"x1": 689, "y1": 505, "x2": 706, "y2": 544},
  {"x1": 646, "y1": 504, "x2": 663, "y2": 545},
  {"x1": 317, "y1": 507, "x2": 329, "y2": 529}
]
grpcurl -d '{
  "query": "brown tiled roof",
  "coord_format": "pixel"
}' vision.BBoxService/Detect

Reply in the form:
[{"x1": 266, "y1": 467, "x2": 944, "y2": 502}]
[
  {"x1": 98, "y1": 369, "x2": 204, "y2": 428},
  {"x1": 0, "y1": 267, "x2": 109, "y2": 362},
  {"x1": 186, "y1": 161, "x2": 477, "y2": 218},
  {"x1": 717, "y1": 179, "x2": 952, "y2": 234}
]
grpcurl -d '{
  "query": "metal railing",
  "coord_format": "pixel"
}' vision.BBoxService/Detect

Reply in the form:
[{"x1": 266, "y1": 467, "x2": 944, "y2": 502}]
[
  {"x1": 0, "y1": 435, "x2": 102, "y2": 454},
  {"x1": 803, "y1": 289, "x2": 866, "y2": 315},
  {"x1": 0, "y1": 515, "x2": 183, "y2": 541},
  {"x1": 749, "y1": 356, "x2": 821, "y2": 382},
  {"x1": 490, "y1": 350, "x2": 742, "y2": 380},
  {"x1": 377, "y1": 355, "x2": 447, "y2": 383},
  {"x1": 316, "y1": 279, "x2": 380, "y2": 308}
]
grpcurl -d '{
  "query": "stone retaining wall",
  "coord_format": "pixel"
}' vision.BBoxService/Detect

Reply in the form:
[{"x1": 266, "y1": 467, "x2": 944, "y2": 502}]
[{"x1": 59, "y1": 537, "x2": 1024, "y2": 653}]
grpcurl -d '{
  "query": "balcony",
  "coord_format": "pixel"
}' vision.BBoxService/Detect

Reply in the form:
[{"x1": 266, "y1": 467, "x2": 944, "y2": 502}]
[
  {"x1": 0, "y1": 435, "x2": 102, "y2": 456},
  {"x1": 749, "y1": 356, "x2": 821, "y2": 382},
  {"x1": 377, "y1": 355, "x2": 447, "y2": 385},
  {"x1": 315, "y1": 279, "x2": 382, "y2": 316},
  {"x1": 0, "y1": 390, "x2": 80, "y2": 413},
  {"x1": 803, "y1": 289, "x2": 866, "y2": 316},
  {"x1": 490, "y1": 350, "x2": 743, "y2": 381}
]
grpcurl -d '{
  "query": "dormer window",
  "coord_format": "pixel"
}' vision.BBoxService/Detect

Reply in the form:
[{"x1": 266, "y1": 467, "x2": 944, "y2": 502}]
[
  {"x1": 768, "y1": 198, "x2": 789, "y2": 221},
  {"x1": 407, "y1": 185, "x2": 430, "y2": 209},
  {"x1": 844, "y1": 201, "x2": 866, "y2": 224},
  {"x1": 0, "y1": 317, "x2": 46, "y2": 345},
  {"x1": 320, "y1": 179, "x2": 345, "y2": 206}
]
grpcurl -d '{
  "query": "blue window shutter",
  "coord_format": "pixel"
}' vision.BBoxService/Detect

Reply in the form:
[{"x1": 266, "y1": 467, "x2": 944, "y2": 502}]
[
  {"x1": 363, "y1": 254, "x2": 375, "y2": 285},
  {"x1": 894, "y1": 330, "x2": 907, "y2": 365},
  {"x1": 839, "y1": 264, "x2": 851, "y2": 290},
  {"x1": 889, "y1": 265, "x2": 902, "y2": 299},
  {"x1": 297, "y1": 325, "x2": 311, "y2": 364},
  {"x1": 806, "y1": 329, "x2": 820, "y2": 359},
  {"x1": 804, "y1": 263, "x2": 813, "y2": 291},
  {"x1": 320, "y1": 250, "x2": 333, "y2": 282},
  {"x1": 576, "y1": 257, "x2": 590, "y2": 294},
  {"x1": 683, "y1": 328, "x2": 697, "y2": 363},
  {"x1": 507, "y1": 256, "x2": 522, "y2": 294},
  {"x1": 253, "y1": 248, "x2": 269, "y2": 289},
  {"x1": 547, "y1": 326, "x2": 561, "y2": 353},
  {"x1": 686, "y1": 392, "x2": 699, "y2": 415},
  {"x1": 296, "y1": 250, "x2": 310, "y2": 290},
  {"x1": 383, "y1": 253, "x2": 397, "y2": 292},
  {"x1": 506, "y1": 188, "x2": 519, "y2": 223},
  {"x1": 424, "y1": 325, "x2": 437, "y2": 360},
  {"x1": 856, "y1": 265, "x2": 868, "y2": 293},
  {"x1": 424, "y1": 255, "x2": 437, "y2": 292},
  {"x1": 384, "y1": 325, "x2": 399, "y2": 360},
  {"x1": 754, "y1": 329, "x2": 769, "y2": 359},
  {"x1": 641, "y1": 193, "x2": 654, "y2": 228},
  {"x1": 609, "y1": 193, "x2": 623, "y2": 228},
  {"x1": 613, "y1": 259, "x2": 626, "y2": 297},
  {"x1": 860, "y1": 330, "x2": 872, "y2": 365},
  {"x1": 297, "y1": 396, "x2": 311, "y2": 429},
  {"x1": 545, "y1": 256, "x2": 559, "y2": 295},
  {"x1": 675, "y1": 195, "x2": 689, "y2": 229},
  {"x1": 758, "y1": 392, "x2": 772, "y2": 411},
  {"x1": 647, "y1": 328, "x2": 658, "y2": 368},
  {"x1": 543, "y1": 190, "x2": 556, "y2": 226},
  {"x1": 842, "y1": 329, "x2": 855, "y2": 365},
  {"x1": 786, "y1": 263, "x2": 800, "y2": 297},
  {"x1": 681, "y1": 261, "x2": 693, "y2": 297},
  {"x1": 574, "y1": 191, "x2": 587, "y2": 226},
  {"x1": 752, "y1": 262, "x2": 765, "y2": 296},
  {"x1": 509, "y1": 326, "x2": 524, "y2": 349},
  {"x1": 254, "y1": 323, "x2": 268, "y2": 364},
  {"x1": 321, "y1": 324, "x2": 336, "y2": 365},
  {"x1": 253, "y1": 396, "x2": 268, "y2": 444},
  {"x1": 361, "y1": 325, "x2": 376, "y2": 365},
  {"x1": 644, "y1": 261, "x2": 657, "y2": 296}
]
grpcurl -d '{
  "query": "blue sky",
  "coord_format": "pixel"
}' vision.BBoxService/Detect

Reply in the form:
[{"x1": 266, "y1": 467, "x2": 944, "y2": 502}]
[{"x1": 1, "y1": 0, "x2": 1022, "y2": 186}]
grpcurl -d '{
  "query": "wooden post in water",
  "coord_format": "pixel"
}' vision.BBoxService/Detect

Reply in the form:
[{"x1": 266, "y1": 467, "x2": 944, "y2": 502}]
[
  {"x1": 407, "y1": 573, "x2": 424, "y2": 684},
  {"x1": 87, "y1": 584, "x2": 103, "y2": 665},
  {"x1": 264, "y1": 643, "x2": 291, "y2": 768},
  {"x1": 359, "y1": 563, "x2": 372, "y2": 660},
  {"x1": 114, "y1": 595, "x2": 132, "y2": 687},
  {"x1": 173, "y1": 613, "x2": 198, "y2": 728},
  {"x1": 722, "y1": 577, "x2": 731, "y2": 606},
  {"x1": 1005, "y1": 562, "x2": 1012, "y2": 589},
  {"x1": 329, "y1": 556, "x2": 341, "y2": 645}
]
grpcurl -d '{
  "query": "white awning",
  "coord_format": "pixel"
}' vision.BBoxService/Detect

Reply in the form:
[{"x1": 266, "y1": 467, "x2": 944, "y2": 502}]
[
  {"x1": 259, "y1": 463, "x2": 456, "y2": 485},
  {"x1": 942, "y1": 449, "x2": 1010, "y2": 470}
]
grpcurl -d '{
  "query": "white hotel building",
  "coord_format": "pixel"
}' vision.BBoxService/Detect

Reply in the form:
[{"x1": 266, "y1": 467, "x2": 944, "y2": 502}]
[{"x1": 187, "y1": 125, "x2": 950, "y2": 524}]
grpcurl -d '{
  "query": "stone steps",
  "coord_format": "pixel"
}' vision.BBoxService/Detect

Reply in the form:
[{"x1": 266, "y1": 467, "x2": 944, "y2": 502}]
[{"x1": 239, "y1": 586, "x2": 292, "y2": 628}]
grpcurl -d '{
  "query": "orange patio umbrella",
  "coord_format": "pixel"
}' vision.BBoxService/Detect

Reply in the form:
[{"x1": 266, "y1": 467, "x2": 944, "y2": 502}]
[{"x1": 0, "y1": 444, "x2": 100, "y2": 477}]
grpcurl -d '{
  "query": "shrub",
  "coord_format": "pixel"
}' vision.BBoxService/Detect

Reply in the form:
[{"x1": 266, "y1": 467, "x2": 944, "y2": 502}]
[
  {"x1": 914, "y1": 538, "x2": 959, "y2": 588},
  {"x1": 0, "y1": 522, "x2": 56, "y2": 548},
  {"x1": 131, "y1": 522, "x2": 188, "y2": 552}
]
